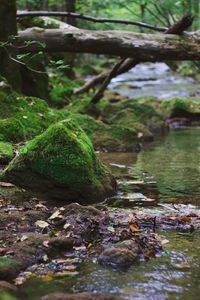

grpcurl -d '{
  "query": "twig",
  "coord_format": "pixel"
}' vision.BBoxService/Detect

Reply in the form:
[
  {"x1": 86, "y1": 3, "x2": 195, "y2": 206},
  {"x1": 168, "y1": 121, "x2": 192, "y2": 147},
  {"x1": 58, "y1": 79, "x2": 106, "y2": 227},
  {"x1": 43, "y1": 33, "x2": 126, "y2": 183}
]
[{"x1": 3, "y1": 46, "x2": 47, "y2": 74}]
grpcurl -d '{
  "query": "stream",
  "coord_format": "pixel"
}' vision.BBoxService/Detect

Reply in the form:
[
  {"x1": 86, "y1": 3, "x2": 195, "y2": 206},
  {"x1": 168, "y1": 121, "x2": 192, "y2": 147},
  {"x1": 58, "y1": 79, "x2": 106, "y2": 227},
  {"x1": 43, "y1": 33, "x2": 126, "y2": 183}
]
[
  {"x1": 109, "y1": 62, "x2": 200, "y2": 99},
  {"x1": 19, "y1": 64, "x2": 200, "y2": 299}
]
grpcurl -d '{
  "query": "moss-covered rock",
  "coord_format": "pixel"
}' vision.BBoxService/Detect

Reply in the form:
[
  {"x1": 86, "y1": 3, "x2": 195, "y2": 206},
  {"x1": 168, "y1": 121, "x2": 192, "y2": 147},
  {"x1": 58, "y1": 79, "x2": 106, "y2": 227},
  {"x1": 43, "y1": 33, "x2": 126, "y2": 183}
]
[
  {"x1": 109, "y1": 108, "x2": 153, "y2": 140},
  {"x1": 66, "y1": 112, "x2": 143, "y2": 151},
  {"x1": 160, "y1": 97, "x2": 200, "y2": 126},
  {"x1": 0, "y1": 257, "x2": 22, "y2": 281},
  {"x1": 0, "y1": 82, "x2": 62, "y2": 142},
  {"x1": 0, "y1": 291, "x2": 18, "y2": 300},
  {"x1": 0, "y1": 118, "x2": 25, "y2": 143},
  {"x1": 0, "y1": 142, "x2": 14, "y2": 164},
  {"x1": 161, "y1": 97, "x2": 200, "y2": 115},
  {"x1": 3, "y1": 119, "x2": 116, "y2": 202}
]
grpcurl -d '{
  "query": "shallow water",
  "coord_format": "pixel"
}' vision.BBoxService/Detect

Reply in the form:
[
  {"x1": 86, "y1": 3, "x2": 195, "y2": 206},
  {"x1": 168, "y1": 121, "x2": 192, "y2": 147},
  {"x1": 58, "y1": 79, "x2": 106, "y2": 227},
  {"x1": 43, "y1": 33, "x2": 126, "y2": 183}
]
[
  {"x1": 108, "y1": 63, "x2": 200, "y2": 99},
  {"x1": 19, "y1": 128, "x2": 200, "y2": 300}
]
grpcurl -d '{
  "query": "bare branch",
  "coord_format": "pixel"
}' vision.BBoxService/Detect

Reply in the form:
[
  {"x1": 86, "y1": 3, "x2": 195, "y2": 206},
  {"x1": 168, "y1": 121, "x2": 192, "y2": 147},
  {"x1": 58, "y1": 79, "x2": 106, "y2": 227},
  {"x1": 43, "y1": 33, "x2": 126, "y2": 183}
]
[
  {"x1": 91, "y1": 58, "x2": 126, "y2": 104},
  {"x1": 165, "y1": 14, "x2": 194, "y2": 34},
  {"x1": 17, "y1": 11, "x2": 167, "y2": 32},
  {"x1": 74, "y1": 58, "x2": 138, "y2": 95}
]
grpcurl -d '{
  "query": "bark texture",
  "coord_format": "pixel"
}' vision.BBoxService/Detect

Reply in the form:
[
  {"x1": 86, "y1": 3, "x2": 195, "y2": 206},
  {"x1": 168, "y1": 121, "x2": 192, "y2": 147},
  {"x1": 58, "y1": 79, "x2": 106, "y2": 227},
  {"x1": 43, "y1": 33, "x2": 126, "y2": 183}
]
[
  {"x1": 17, "y1": 27, "x2": 200, "y2": 61},
  {"x1": 0, "y1": 0, "x2": 21, "y2": 90}
]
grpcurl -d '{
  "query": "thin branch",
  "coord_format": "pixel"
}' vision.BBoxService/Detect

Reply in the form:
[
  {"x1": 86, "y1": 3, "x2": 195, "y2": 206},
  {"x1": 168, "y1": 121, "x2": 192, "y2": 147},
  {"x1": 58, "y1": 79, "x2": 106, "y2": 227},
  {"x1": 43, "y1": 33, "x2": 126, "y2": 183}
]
[
  {"x1": 2, "y1": 46, "x2": 47, "y2": 74},
  {"x1": 74, "y1": 58, "x2": 138, "y2": 95},
  {"x1": 145, "y1": 7, "x2": 167, "y2": 27},
  {"x1": 91, "y1": 58, "x2": 126, "y2": 104},
  {"x1": 17, "y1": 11, "x2": 167, "y2": 32}
]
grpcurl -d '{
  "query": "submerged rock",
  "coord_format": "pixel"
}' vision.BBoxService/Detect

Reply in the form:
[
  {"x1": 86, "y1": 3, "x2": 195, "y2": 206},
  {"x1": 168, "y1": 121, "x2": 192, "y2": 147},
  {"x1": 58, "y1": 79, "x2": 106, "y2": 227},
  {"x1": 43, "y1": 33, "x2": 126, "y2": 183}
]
[
  {"x1": 98, "y1": 239, "x2": 139, "y2": 268},
  {"x1": 3, "y1": 119, "x2": 116, "y2": 202},
  {"x1": 42, "y1": 292, "x2": 123, "y2": 300}
]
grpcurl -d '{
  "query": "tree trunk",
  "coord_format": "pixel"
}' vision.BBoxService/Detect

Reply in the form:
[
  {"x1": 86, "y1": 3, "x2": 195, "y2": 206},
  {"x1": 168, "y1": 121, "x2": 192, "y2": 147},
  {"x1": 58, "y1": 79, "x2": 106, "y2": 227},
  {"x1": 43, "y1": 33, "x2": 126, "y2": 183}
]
[
  {"x1": 64, "y1": 0, "x2": 76, "y2": 78},
  {"x1": 0, "y1": 0, "x2": 21, "y2": 90},
  {"x1": 17, "y1": 27, "x2": 200, "y2": 61},
  {"x1": 66, "y1": 0, "x2": 77, "y2": 26}
]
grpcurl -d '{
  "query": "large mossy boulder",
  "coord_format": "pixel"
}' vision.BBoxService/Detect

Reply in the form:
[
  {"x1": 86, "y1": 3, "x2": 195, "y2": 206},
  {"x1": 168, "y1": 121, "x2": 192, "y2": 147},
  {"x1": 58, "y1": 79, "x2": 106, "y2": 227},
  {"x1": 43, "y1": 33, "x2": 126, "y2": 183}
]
[
  {"x1": 3, "y1": 119, "x2": 116, "y2": 202},
  {"x1": 160, "y1": 97, "x2": 200, "y2": 125}
]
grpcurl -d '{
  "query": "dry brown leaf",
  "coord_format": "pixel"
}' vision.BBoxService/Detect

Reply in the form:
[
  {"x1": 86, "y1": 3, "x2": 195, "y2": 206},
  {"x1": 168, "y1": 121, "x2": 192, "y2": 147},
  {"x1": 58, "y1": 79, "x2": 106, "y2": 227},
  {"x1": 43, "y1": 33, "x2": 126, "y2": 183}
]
[
  {"x1": 35, "y1": 220, "x2": 49, "y2": 228},
  {"x1": 0, "y1": 182, "x2": 15, "y2": 187}
]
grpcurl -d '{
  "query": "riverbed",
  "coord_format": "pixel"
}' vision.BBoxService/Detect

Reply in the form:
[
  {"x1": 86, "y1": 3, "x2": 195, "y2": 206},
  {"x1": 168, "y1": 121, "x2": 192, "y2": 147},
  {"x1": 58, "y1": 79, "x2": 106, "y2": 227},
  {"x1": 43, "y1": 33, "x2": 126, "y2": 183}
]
[
  {"x1": 109, "y1": 63, "x2": 200, "y2": 99},
  {"x1": 18, "y1": 128, "x2": 200, "y2": 300}
]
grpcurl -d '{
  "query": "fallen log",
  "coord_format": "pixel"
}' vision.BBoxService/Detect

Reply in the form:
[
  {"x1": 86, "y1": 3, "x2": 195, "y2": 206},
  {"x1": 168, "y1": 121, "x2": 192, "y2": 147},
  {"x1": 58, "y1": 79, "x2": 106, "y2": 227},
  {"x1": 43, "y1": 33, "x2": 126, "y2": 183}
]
[{"x1": 17, "y1": 27, "x2": 200, "y2": 61}]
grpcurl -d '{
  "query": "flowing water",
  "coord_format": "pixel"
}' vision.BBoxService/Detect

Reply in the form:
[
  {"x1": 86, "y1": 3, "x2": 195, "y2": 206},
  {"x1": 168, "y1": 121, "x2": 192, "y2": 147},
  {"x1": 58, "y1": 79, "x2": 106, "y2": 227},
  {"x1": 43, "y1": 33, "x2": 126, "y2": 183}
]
[
  {"x1": 109, "y1": 63, "x2": 200, "y2": 99},
  {"x1": 19, "y1": 128, "x2": 200, "y2": 300},
  {"x1": 18, "y1": 64, "x2": 200, "y2": 299}
]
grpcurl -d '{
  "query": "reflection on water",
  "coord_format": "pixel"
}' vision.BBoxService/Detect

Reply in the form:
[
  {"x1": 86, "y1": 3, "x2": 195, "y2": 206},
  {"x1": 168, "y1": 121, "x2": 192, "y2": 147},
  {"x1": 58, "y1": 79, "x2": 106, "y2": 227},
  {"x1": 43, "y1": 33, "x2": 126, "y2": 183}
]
[
  {"x1": 135, "y1": 128, "x2": 200, "y2": 203},
  {"x1": 101, "y1": 128, "x2": 200, "y2": 203}
]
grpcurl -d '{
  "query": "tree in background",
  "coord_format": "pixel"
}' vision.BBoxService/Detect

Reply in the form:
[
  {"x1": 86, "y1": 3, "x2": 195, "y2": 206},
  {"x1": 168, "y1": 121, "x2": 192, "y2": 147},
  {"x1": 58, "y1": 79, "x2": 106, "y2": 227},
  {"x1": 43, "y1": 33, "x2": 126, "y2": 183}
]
[{"x1": 0, "y1": 0, "x2": 21, "y2": 90}]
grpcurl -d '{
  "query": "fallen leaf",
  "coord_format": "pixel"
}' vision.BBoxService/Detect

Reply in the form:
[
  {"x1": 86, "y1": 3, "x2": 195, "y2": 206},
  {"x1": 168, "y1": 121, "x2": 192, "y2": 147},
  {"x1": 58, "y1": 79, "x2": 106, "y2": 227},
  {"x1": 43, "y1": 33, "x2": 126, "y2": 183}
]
[
  {"x1": 35, "y1": 220, "x2": 49, "y2": 228},
  {"x1": 42, "y1": 254, "x2": 48, "y2": 262},
  {"x1": 161, "y1": 239, "x2": 169, "y2": 245},
  {"x1": 0, "y1": 182, "x2": 15, "y2": 187},
  {"x1": 43, "y1": 240, "x2": 49, "y2": 248},
  {"x1": 181, "y1": 215, "x2": 190, "y2": 223},
  {"x1": 63, "y1": 223, "x2": 71, "y2": 230},
  {"x1": 20, "y1": 235, "x2": 28, "y2": 242},
  {"x1": 15, "y1": 276, "x2": 26, "y2": 285},
  {"x1": 49, "y1": 210, "x2": 63, "y2": 220},
  {"x1": 65, "y1": 265, "x2": 76, "y2": 271},
  {"x1": 130, "y1": 223, "x2": 139, "y2": 233}
]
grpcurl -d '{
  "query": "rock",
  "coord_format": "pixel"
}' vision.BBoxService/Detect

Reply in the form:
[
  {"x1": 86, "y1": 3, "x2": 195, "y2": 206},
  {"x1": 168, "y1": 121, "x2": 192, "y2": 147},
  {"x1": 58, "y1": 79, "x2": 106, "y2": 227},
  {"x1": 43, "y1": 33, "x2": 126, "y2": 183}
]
[
  {"x1": 98, "y1": 240, "x2": 139, "y2": 268},
  {"x1": 63, "y1": 203, "x2": 104, "y2": 218},
  {"x1": 0, "y1": 281, "x2": 17, "y2": 293},
  {"x1": 48, "y1": 237, "x2": 74, "y2": 252},
  {"x1": 42, "y1": 292, "x2": 123, "y2": 300},
  {"x1": 162, "y1": 97, "x2": 200, "y2": 126},
  {"x1": 3, "y1": 119, "x2": 116, "y2": 202},
  {"x1": 0, "y1": 257, "x2": 22, "y2": 281}
]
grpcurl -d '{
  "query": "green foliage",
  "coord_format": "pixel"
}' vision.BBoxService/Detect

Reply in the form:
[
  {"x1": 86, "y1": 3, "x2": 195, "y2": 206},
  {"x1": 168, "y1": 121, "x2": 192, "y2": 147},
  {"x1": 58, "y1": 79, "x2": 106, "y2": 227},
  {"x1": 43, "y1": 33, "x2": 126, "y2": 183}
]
[
  {"x1": 16, "y1": 0, "x2": 200, "y2": 31},
  {"x1": 49, "y1": 76, "x2": 83, "y2": 106}
]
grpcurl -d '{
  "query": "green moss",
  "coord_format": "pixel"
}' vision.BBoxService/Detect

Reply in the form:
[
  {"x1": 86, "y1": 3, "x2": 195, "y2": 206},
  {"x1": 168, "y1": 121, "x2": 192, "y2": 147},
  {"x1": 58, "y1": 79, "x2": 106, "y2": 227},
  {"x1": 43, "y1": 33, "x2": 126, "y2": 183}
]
[
  {"x1": 4, "y1": 118, "x2": 115, "y2": 201},
  {"x1": 0, "y1": 257, "x2": 18, "y2": 268},
  {"x1": 0, "y1": 142, "x2": 14, "y2": 163},
  {"x1": 0, "y1": 257, "x2": 21, "y2": 281},
  {"x1": 0, "y1": 83, "x2": 63, "y2": 142},
  {"x1": 0, "y1": 291, "x2": 18, "y2": 300},
  {"x1": 67, "y1": 96, "x2": 94, "y2": 114},
  {"x1": 18, "y1": 119, "x2": 101, "y2": 184},
  {"x1": 32, "y1": 17, "x2": 60, "y2": 29},
  {"x1": 161, "y1": 97, "x2": 200, "y2": 115},
  {"x1": 0, "y1": 118, "x2": 25, "y2": 142},
  {"x1": 50, "y1": 77, "x2": 84, "y2": 107}
]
